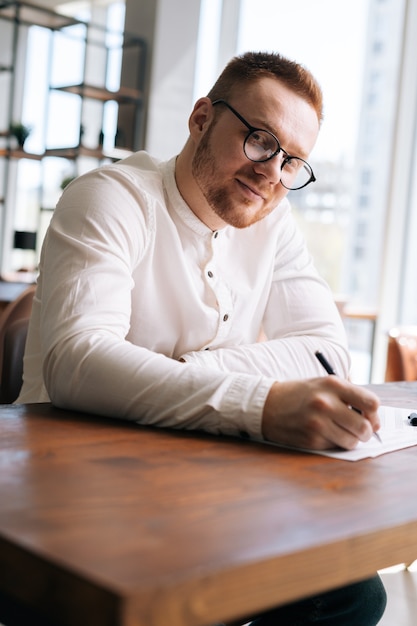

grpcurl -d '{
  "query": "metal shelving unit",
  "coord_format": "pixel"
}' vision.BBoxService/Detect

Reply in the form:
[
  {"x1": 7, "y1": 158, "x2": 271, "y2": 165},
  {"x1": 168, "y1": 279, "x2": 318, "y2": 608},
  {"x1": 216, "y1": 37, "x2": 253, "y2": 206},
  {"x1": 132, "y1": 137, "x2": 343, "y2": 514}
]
[{"x1": 0, "y1": 0, "x2": 146, "y2": 274}]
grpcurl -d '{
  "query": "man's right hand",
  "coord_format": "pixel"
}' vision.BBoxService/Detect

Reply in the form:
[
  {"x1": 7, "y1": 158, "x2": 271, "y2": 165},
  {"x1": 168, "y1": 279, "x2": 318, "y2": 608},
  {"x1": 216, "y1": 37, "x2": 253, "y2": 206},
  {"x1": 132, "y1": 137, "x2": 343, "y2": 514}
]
[{"x1": 262, "y1": 376, "x2": 380, "y2": 450}]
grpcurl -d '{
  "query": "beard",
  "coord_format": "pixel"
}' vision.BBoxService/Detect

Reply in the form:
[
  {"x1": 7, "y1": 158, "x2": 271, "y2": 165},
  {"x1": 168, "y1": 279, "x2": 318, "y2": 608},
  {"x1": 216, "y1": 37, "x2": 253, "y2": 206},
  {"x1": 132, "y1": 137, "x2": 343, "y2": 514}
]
[{"x1": 191, "y1": 126, "x2": 274, "y2": 229}]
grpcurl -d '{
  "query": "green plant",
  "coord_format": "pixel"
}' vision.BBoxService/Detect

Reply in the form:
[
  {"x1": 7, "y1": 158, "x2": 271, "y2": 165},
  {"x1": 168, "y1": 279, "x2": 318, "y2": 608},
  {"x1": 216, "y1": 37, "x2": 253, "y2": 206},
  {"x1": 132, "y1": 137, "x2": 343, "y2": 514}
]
[
  {"x1": 60, "y1": 175, "x2": 76, "y2": 190},
  {"x1": 9, "y1": 121, "x2": 32, "y2": 147}
]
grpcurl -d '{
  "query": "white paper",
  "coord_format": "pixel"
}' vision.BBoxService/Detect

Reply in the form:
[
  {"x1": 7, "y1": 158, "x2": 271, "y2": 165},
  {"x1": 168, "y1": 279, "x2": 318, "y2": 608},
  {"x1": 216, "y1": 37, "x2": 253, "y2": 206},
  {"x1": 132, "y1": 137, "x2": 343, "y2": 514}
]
[{"x1": 309, "y1": 405, "x2": 417, "y2": 461}]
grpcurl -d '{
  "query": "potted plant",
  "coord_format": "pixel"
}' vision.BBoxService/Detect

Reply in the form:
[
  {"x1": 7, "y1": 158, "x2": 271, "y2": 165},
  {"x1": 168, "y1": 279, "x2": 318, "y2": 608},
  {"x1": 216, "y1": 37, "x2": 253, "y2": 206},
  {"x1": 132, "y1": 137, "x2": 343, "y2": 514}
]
[
  {"x1": 9, "y1": 121, "x2": 32, "y2": 148},
  {"x1": 60, "y1": 175, "x2": 76, "y2": 190}
]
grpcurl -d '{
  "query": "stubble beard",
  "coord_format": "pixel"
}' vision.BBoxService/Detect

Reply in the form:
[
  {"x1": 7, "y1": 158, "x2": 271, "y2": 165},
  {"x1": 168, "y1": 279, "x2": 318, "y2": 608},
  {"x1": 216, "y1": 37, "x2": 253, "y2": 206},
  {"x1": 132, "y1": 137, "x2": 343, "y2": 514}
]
[{"x1": 192, "y1": 128, "x2": 271, "y2": 229}]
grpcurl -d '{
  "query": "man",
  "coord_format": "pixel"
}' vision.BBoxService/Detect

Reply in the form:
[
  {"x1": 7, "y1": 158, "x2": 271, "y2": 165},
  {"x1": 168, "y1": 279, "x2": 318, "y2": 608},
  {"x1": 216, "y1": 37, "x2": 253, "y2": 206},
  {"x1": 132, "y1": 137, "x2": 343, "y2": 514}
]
[{"x1": 18, "y1": 52, "x2": 386, "y2": 624}]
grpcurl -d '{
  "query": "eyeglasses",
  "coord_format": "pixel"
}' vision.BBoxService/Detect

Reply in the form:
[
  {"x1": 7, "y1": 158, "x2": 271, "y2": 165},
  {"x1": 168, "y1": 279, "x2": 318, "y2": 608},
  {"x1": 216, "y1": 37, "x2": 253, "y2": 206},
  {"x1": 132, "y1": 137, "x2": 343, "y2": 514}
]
[{"x1": 211, "y1": 99, "x2": 316, "y2": 191}]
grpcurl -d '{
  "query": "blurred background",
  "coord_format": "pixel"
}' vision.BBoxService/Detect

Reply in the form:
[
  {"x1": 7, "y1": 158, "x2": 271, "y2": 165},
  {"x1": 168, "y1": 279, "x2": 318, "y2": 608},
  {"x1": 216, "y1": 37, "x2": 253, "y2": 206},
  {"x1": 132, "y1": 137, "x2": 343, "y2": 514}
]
[{"x1": 1, "y1": 0, "x2": 416, "y2": 383}]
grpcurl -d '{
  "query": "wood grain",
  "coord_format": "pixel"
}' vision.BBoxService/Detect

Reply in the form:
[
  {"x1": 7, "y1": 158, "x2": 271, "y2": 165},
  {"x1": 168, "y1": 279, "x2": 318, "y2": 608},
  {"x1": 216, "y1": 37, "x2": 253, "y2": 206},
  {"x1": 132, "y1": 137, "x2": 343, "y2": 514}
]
[{"x1": 0, "y1": 384, "x2": 417, "y2": 625}]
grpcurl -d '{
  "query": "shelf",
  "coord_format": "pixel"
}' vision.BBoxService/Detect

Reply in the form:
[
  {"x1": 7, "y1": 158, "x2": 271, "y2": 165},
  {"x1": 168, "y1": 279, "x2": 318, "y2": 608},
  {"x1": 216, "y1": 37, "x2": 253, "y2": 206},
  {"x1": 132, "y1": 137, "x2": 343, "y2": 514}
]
[
  {"x1": 44, "y1": 145, "x2": 132, "y2": 161},
  {"x1": 0, "y1": 1, "x2": 81, "y2": 31},
  {"x1": 52, "y1": 83, "x2": 142, "y2": 103},
  {"x1": 0, "y1": 1, "x2": 146, "y2": 275},
  {"x1": 0, "y1": 145, "x2": 131, "y2": 161},
  {"x1": 0, "y1": 147, "x2": 43, "y2": 160}
]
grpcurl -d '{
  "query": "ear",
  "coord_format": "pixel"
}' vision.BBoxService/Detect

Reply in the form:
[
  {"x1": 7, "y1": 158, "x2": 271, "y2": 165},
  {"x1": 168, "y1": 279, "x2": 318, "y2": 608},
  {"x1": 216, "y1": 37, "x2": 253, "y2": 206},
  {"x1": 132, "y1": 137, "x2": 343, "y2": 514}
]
[{"x1": 188, "y1": 97, "x2": 214, "y2": 139}]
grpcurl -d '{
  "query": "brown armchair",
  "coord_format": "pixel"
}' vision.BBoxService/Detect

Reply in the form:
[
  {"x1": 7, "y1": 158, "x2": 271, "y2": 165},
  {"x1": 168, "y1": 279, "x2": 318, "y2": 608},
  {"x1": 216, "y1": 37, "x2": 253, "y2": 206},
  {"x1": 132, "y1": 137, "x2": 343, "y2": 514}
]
[
  {"x1": 0, "y1": 317, "x2": 30, "y2": 403},
  {"x1": 0, "y1": 284, "x2": 35, "y2": 403},
  {"x1": 385, "y1": 326, "x2": 417, "y2": 382}
]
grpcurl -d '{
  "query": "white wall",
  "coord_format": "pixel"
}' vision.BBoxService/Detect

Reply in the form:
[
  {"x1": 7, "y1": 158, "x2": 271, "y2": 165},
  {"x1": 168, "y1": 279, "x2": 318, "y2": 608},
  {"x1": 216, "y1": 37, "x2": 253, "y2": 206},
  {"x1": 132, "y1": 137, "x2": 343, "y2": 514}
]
[{"x1": 124, "y1": 0, "x2": 241, "y2": 159}]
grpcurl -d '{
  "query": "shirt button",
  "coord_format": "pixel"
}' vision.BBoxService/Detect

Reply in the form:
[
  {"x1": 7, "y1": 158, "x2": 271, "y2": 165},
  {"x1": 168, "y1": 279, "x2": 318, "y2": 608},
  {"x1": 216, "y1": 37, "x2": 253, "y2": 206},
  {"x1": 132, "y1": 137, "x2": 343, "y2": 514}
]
[
  {"x1": 214, "y1": 231, "x2": 219, "y2": 238},
  {"x1": 207, "y1": 270, "x2": 213, "y2": 278},
  {"x1": 223, "y1": 314, "x2": 229, "y2": 322}
]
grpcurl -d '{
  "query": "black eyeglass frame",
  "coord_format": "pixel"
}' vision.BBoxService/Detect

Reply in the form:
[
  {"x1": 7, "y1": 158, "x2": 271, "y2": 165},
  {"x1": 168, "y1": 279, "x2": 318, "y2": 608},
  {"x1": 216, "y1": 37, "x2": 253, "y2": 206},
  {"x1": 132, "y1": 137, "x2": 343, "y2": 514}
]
[{"x1": 211, "y1": 99, "x2": 316, "y2": 190}]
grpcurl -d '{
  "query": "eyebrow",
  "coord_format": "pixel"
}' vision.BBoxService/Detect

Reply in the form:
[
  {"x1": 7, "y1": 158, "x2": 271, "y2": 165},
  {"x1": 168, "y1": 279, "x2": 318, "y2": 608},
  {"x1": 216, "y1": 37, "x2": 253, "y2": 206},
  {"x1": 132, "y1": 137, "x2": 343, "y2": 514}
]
[
  {"x1": 258, "y1": 116, "x2": 309, "y2": 160},
  {"x1": 223, "y1": 99, "x2": 309, "y2": 161}
]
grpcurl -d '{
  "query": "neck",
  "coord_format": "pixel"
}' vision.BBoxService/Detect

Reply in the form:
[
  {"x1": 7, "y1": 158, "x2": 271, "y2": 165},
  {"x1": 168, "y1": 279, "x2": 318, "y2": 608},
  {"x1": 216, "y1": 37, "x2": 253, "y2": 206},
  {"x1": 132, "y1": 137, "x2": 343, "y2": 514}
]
[{"x1": 175, "y1": 144, "x2": 227, "y2": 231}]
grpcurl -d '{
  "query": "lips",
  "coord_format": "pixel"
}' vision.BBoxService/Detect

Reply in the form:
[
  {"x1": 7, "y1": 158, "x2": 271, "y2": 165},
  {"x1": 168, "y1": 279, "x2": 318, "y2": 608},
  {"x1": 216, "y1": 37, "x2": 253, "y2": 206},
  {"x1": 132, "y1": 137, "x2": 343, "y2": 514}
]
[{"x1": 237, "y1": 178, "x2": 265, "y2": 199}]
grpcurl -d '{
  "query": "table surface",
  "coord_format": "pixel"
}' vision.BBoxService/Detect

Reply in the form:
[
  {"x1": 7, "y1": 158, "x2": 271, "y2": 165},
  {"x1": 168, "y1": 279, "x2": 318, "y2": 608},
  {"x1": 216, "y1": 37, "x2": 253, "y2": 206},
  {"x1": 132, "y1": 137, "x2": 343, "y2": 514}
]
[{"x1": 1, "y1": 383, "x2": 417, "y2": 626}]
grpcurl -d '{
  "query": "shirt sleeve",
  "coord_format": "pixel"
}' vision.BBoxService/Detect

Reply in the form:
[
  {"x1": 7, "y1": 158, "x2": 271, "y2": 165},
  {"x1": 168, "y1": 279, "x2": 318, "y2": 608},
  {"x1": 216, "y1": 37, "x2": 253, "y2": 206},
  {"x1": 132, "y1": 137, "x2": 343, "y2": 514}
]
[
  {"x1": 26, "y1": 165, "x2": 273, "y2": 441},
  {"x1": 180, "y1": 208, "x2": 351, "y2": 380}
]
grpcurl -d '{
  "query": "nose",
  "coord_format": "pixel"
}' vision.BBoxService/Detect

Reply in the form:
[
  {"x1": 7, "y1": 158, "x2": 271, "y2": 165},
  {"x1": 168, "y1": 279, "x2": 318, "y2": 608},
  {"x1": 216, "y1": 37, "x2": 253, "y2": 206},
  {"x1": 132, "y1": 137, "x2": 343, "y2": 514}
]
[{"x1": 251, "y1": 152, "x2": 285, "y2": 185}]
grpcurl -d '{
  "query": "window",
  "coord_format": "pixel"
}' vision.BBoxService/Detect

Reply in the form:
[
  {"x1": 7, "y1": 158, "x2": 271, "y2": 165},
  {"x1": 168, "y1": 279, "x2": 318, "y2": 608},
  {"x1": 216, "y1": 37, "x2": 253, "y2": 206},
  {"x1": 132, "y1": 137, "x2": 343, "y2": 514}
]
[{"x1": 235, "y1": 0, "x2": 408, "y2": 381}]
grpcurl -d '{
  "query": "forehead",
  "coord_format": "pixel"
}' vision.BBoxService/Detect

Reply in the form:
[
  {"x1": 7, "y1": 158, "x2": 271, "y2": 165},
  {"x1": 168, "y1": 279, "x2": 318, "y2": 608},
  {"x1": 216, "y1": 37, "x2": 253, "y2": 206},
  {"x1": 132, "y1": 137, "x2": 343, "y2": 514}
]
[{"x1": 229, "y1": 77, "x2": 320, "y2": 156}]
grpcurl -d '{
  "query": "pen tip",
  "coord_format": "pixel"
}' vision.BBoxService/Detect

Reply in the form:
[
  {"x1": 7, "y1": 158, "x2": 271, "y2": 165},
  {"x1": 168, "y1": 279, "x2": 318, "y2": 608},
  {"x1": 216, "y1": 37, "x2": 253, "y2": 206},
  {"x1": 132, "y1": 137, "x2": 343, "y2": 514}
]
[{"x1": 374, "y1": 431, "x2": 382, "y2": 443}]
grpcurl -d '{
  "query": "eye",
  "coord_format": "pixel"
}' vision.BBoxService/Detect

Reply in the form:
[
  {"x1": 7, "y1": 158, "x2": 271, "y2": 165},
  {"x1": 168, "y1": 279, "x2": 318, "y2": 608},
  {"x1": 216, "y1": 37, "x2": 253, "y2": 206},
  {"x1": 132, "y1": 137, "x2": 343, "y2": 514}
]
[
  {"x1": 247, "y1": 130, "x2": 277, "y2": 155},
  {"x1": 283, "y1": 156, "x2": 303, "y2": 172}
]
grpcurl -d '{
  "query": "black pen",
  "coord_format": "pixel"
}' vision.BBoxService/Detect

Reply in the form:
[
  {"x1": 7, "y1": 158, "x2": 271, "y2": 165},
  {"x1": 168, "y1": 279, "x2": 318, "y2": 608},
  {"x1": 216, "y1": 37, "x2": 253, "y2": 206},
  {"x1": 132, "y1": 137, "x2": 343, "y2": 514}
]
[
  {"x1": 315, "y1": 350, "x2": 336, "y2": 375},
  {"x1": 314, "y1": 350, "x2": 382, "y2": 443}
]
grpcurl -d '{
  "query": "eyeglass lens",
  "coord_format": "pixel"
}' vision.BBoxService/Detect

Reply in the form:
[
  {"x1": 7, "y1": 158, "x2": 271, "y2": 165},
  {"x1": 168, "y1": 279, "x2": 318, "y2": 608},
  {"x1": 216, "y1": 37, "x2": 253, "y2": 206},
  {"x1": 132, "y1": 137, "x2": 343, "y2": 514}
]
[
  {"x1": 244, "y1": 132, "x2": 313, "y2": 190},
  {"x1": 212, "y1": 99, "x2": 315, "y2": 190}
]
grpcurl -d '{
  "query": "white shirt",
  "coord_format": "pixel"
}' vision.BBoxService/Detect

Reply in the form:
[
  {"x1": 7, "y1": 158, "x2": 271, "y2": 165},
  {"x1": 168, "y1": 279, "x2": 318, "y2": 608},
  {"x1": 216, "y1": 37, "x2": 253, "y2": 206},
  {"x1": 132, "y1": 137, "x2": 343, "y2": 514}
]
[{"x1": 18, "y1": 151, "x2": 350, "y2": 440}]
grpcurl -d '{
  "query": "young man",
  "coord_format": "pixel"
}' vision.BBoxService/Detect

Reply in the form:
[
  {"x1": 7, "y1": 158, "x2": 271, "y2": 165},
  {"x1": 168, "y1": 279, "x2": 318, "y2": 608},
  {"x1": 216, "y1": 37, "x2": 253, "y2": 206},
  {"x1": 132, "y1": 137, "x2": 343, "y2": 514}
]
[{"x1": 18, "y1": 52, "x2": 386, "y2": 624}]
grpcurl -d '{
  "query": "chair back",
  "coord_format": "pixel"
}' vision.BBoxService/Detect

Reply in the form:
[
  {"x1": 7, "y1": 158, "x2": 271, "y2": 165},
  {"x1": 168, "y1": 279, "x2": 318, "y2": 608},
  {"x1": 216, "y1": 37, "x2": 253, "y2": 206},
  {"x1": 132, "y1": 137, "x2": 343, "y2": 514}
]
[
  {"x1": 385, "y1": 326, "x2": 417, "y2": 381},
  {"x1": 0, "y1": 317, "x2": 30, "y2": 403},
  {"x1": 0, "y1": 284, "x2": 35, "y2": 382}
]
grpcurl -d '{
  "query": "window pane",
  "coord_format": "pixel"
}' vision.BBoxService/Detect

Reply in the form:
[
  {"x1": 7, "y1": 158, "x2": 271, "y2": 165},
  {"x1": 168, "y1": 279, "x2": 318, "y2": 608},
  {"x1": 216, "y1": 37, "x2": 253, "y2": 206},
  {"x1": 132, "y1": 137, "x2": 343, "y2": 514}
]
[{"x1": 238, "y1": 0, "x2": 406, "y2": 382}]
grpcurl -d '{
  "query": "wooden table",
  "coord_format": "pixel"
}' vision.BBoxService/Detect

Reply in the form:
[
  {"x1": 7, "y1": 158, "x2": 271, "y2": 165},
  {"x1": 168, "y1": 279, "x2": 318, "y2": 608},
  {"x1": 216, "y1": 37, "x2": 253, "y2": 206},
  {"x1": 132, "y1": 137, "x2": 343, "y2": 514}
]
[{"x1": 1, "y1": 383, "x2": 417, "y2": 626}]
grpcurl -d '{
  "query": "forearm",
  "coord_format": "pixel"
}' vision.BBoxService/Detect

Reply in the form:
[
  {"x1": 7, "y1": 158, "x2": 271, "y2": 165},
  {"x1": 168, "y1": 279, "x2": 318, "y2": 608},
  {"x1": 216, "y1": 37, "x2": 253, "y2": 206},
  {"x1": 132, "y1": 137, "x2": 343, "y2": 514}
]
[
  {"x1": 43, "y1": 332, "x2": 274, "y2": 440},
  {"x1": 179, "y1": 334, "x2": 351, "y2": 380}
]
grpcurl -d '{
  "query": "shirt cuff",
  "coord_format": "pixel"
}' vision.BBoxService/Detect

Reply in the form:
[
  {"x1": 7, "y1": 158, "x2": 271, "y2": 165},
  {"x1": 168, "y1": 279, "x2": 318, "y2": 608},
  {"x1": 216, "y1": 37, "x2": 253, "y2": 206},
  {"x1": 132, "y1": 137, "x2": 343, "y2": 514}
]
[{"x1": 217, "y1": 374, "x2": 275, "y2": 442}]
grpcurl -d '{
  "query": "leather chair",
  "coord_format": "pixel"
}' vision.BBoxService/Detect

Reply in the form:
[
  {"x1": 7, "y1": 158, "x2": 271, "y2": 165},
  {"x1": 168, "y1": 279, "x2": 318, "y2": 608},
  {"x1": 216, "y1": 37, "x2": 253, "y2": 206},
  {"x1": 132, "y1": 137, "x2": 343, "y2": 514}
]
[
  {"x1": 385, "y1": 326, "x2": 417, "y2": 381},
  {"x1": 0, "y1": 285, "x2": 35, "y2": 403},
  {"x1": 0, "y1": 317, "x2": 30, "y2": 403}
]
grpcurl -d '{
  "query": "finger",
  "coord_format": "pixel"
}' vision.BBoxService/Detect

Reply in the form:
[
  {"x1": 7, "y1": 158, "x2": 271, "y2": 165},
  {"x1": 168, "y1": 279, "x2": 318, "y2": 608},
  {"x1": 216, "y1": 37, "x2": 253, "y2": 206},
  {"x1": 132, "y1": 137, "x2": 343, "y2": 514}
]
[
  {"x1": 343, "y1": 409, "x2": 375, "y2": 443},
  {"x1": 301, "y1": 415, "x2": 360, "y2": 450},
  {"x1": 349, "y1": 404, "x2": 382, "y2": 439},
  {"x1": 332, "y1": 381, "x2": 381, "y2": 432},
  {"x1": 340, "y1": 385, "x2": 380, "y2": 415},
  {"x1": 294, "y1": 403, "x2": 364, "y2": 450},
  {"x1": 320, "y1": 409, "x2": 372, "y2": 449}
]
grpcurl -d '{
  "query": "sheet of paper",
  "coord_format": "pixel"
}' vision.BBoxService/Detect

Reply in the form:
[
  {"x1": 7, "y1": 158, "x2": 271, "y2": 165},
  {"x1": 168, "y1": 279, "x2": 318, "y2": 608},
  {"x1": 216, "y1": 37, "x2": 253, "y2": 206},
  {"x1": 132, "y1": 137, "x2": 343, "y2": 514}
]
[{"x1": 308, "y1": 405, "x2": 417, "y2": 461}]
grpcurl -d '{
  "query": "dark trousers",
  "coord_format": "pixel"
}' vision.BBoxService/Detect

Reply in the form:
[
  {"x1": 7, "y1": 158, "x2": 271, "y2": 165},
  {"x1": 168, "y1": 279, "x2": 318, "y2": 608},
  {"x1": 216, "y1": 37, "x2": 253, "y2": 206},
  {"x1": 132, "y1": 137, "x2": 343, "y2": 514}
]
[
  {"x1": 248, "y1": 575, "x2": 387, "y2": 626},
  {"x1": 217, "y1": 574, "x2": 387, "y2": 626}
]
